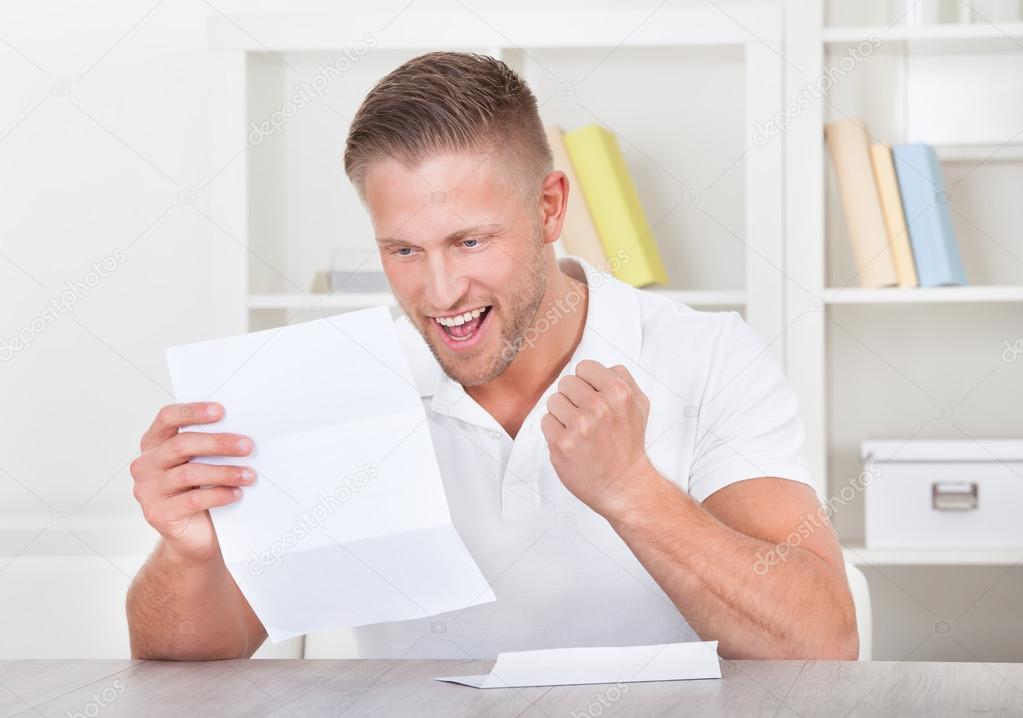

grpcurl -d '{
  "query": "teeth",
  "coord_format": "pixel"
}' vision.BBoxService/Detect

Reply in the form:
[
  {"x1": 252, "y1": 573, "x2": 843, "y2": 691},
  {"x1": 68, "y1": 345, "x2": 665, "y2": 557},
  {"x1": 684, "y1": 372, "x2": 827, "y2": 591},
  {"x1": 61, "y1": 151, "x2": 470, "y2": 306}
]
[{"x1": 433, "y1": 306, "x2": 488, "y2": 327}]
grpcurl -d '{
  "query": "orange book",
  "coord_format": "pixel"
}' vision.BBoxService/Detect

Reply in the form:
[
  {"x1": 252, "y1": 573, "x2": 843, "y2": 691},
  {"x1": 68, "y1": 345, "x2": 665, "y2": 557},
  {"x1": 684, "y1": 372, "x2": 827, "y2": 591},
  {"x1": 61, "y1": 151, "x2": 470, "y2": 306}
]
[
  {"x1": 825, "y1": 119, "x2": 898, "y2": 288},
  {"x1": 544, "y1": 126, "x2": 607, "y2": 267}
]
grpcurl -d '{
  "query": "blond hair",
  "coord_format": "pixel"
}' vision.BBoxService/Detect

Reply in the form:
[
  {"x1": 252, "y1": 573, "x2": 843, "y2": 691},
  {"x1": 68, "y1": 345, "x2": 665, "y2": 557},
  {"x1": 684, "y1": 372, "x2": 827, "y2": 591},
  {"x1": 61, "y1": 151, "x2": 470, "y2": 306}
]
[{"x1": 343, "y1": 51, "x2": 552, "y2": 206}]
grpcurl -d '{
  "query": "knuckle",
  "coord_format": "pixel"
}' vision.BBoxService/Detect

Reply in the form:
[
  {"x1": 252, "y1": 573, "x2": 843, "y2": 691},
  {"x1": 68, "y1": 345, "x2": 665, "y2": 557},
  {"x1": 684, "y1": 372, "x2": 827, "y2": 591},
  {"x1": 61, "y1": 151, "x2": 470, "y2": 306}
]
[
  {"x1": 178, "y1": 463, "x2": 195, "y2": 486},
  {"x1": 610, "y1": 382, "x2": 631, "y2": 403},
  {"x1": 165, "y1": 433, "x2": 184, "y2": 456},
  {"x1": 157, "y1": 404, "x2": 175, "y2": 426},
  {"x1": 186, "y1": 490, "x2": 204, "y2": 512}
]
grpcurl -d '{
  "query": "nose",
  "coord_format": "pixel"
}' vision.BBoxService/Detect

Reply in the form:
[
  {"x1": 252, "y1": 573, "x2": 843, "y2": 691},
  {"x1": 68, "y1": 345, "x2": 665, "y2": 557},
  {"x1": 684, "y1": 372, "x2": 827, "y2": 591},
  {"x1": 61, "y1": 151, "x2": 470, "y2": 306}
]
[{"x1": 424, "y1": 251, "x2": 470, "y2": 310}]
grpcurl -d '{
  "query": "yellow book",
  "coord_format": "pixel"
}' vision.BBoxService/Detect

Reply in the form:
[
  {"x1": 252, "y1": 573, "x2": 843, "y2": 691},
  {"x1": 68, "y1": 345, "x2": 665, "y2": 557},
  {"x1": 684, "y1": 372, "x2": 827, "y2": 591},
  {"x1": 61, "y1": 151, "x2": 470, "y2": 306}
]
[
  {"x1": 544, "y1": 126, "x2": 606, "y2": 267},
  {"x1": 562, "y1": 125, "x2": 668, "y2": 287},
  {"x1": 869, "y1": 143, "x2": 919, "y2": 288}
]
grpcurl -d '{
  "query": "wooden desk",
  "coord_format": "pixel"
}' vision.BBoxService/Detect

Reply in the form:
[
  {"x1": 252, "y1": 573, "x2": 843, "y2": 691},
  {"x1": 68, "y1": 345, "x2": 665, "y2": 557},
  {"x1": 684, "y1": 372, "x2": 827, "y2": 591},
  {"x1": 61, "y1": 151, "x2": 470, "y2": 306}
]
[{"x1": 2, "y1": 658, "x2": 1021, "y2": 717}]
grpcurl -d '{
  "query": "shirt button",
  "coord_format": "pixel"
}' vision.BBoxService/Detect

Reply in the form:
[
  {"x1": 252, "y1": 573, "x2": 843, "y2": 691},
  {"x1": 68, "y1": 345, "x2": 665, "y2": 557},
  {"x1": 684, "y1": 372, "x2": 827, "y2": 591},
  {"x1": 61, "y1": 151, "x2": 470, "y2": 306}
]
[{"x1": 487, "y1": 430, "x2": 502, "y2": 440}]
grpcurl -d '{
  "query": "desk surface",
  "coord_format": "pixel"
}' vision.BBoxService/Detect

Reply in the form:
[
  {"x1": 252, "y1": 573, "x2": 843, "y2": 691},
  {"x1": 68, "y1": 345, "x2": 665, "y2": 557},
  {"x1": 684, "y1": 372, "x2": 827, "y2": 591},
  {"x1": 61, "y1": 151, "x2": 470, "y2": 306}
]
[{"x1": 2, "y1": 658, "x2": 1022, "y2": 717}]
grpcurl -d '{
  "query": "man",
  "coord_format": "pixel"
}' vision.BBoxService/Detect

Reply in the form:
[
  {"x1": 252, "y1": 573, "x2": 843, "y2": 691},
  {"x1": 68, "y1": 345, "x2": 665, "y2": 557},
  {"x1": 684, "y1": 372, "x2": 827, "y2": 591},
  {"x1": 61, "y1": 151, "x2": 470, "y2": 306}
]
[{"x1": 126, "y1": 52, "x2": 857, "y2": 661}]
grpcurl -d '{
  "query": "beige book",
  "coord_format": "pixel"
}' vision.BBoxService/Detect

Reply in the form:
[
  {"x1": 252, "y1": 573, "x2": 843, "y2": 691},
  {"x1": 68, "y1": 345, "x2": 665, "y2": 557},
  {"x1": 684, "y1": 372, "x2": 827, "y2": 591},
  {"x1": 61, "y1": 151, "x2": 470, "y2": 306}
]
[
  {"x1": 869, "y1": 143, "x2": 919, "y2": 288},
  {"x1": 825, "y1": 119, "x2": 899, "y2": 288},
  {"x1": 544, "y1": 125, "x2": 608, "y2": 267}
]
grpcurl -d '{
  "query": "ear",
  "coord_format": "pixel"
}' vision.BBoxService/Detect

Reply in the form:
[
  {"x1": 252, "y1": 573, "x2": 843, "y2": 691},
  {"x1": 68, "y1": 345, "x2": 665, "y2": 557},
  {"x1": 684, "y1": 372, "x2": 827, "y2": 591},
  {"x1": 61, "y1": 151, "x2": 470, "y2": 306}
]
[{"x1": 538, "y1": 170, "x2": 569, "y2": 247}]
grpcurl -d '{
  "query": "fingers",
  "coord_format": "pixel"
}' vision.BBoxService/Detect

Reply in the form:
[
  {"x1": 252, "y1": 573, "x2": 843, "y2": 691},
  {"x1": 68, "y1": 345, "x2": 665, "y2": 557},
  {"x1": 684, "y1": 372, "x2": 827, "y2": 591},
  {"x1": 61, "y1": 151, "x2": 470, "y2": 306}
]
[
  {"x1": 148, "y1": 431, "x2": 254, "y2": 472},
  {"x1": 540, "y1": 413, "x2": 564, "y2": 442},
  {"x1": 158, "y1": 486, "x2": 244, "y2": 524},
  {"x1": 141, "y1": 402, "x2": 224, "y2": 451},
  {"x1": 574, "y1": 359, "x2": 618, "y2": 391},
  {"x1": 555, "y1": 375, "x2": 592, "y2": 407},
  {"x1": 545, "y1": 392, "x2": 578, "y2": 428},
  {"x1": 609, "y1": 364, "x2": 639, "y2": 390},
  {"x1": 575, "y1": 360, "x2": 642, "y2": 408},
  {"x1": 163, "y1": 462, "x2": 256, "y2": 494}
]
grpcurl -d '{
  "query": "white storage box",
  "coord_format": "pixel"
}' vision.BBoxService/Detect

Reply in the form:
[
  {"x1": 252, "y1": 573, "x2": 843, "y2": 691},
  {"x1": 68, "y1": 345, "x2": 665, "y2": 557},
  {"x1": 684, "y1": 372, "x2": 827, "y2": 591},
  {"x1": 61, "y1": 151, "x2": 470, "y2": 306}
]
[{"x1": 863, "y1": 439, "x2": 1023, "y2": 549}]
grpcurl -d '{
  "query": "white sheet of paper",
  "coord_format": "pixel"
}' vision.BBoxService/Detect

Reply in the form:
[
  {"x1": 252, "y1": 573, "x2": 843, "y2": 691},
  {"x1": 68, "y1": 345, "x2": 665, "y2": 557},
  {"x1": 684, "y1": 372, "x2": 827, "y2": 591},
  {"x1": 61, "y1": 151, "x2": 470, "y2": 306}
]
[
  {"x1": 165, "y1": 307, "x2": 495, "y2": 643},
  {"x1": 434, "y1": 641, "x2": 721, "y2": 688}
]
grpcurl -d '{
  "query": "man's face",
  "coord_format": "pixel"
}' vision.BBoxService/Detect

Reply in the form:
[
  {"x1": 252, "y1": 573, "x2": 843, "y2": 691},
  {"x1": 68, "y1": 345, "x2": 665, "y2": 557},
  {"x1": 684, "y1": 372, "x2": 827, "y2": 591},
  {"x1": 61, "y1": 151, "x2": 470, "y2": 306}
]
[{"x1": 363, "y1": 150, "x2": 548, "y2": 387}]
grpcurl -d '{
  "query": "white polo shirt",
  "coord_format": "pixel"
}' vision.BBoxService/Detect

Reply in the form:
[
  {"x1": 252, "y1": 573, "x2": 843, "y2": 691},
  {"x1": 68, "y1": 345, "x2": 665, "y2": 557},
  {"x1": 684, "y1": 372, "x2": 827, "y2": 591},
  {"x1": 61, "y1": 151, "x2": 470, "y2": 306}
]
[{"x1": 351, "y1": 257, "x2": 813, "y2": 659}]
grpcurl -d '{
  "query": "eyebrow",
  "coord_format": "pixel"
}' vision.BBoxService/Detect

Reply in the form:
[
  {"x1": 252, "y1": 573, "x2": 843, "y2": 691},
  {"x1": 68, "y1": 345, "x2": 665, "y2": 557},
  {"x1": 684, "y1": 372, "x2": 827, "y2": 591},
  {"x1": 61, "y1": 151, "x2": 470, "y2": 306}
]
[{"x1": 376, "y1": 223, "x2": 503, "y2": 246}]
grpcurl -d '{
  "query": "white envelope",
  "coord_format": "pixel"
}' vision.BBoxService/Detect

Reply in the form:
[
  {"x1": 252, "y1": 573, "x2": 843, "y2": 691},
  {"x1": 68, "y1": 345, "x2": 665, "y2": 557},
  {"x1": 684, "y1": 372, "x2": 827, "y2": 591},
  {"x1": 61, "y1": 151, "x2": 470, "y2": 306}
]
[
  {"x1": 434, "y1": 641, "x2": 721, "y2": 688},
  {"x1": 165, "y1": 307, "x2": 495, "y2": 642}
]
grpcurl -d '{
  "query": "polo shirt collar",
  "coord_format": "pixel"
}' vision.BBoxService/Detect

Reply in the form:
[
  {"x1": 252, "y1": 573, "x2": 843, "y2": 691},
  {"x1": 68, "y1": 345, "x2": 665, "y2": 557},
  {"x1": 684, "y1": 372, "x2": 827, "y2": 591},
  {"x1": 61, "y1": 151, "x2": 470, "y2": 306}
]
[{"x1": 396, "y1": 256, "x2": 645, "y2": 518}]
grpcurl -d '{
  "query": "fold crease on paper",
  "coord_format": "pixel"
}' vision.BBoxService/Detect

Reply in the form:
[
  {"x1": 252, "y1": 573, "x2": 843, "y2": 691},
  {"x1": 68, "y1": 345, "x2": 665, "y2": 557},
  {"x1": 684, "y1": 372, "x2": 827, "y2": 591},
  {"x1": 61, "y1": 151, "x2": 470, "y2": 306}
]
[{"x1": 165, "y1": 307, "x2": 495, "y2": 642}]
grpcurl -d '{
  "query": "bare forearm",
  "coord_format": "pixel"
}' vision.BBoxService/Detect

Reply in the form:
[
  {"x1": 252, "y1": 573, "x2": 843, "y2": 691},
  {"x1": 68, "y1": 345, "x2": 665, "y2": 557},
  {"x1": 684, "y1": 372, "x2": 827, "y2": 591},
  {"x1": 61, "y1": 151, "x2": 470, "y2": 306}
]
[
  {"x1": 126, "y1": 540, "x2": 265, "y2": 660},
  {"x1": 605, "y1": 470, "x2": 856, "y2": 659}
]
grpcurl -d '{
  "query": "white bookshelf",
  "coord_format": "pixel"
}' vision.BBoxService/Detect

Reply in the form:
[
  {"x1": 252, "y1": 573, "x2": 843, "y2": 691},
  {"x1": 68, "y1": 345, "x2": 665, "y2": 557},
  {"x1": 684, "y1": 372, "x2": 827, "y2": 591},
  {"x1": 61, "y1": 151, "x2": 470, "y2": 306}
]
[
  {"x1": 843, "y1": 546, "x2": 1023, "y2": 566},
  {"x1": 785, "y1": 1, "x2": 1023, "y2": 570},
  {"x1": 824, "y1": 286, "x2": 1023, "y2": 304},
  {"x1": 208, "y1": 2, "x2": 1023, "y2": 564},
  {"x1": 208, "y1": 4, "x2": 786, "y2": 337},
  {"x1": 823, "y1": 20, "x2": 1023, "y2": 49}
]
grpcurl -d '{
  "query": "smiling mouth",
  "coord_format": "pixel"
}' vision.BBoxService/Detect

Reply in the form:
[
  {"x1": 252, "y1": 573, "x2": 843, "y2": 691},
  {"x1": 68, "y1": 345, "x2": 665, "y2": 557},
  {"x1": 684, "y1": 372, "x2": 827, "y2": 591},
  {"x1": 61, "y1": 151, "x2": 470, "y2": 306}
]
[{"x1": 432, "y1": 305, "x2": 492, "y2": 342}]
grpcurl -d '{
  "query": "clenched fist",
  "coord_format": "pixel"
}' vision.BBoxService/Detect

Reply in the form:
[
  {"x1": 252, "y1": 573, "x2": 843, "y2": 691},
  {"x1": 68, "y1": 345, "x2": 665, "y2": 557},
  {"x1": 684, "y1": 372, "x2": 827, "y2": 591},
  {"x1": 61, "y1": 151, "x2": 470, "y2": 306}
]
[{"x1": 541, "y1": 359, "x2": 655, "y2": 516}]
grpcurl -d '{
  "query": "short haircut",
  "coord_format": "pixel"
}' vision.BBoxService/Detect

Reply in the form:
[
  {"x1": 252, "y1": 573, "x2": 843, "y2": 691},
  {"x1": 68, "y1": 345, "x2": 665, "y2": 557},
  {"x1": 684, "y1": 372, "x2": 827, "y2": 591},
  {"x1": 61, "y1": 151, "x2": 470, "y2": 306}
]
[{"x1": 343, "y1": 51, "x2": 553, "y2": 207}]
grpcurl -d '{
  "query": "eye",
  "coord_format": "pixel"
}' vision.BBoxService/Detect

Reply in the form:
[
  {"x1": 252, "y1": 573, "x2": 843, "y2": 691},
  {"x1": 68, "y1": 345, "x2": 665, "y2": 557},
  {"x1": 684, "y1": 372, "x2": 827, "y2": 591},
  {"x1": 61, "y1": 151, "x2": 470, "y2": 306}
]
[
  {"x1": 394, "y1": 246, "x2": 414, "y2": 257},
  {"x1": 462, "y1": 238, "x2": 483, "y2": 248}
]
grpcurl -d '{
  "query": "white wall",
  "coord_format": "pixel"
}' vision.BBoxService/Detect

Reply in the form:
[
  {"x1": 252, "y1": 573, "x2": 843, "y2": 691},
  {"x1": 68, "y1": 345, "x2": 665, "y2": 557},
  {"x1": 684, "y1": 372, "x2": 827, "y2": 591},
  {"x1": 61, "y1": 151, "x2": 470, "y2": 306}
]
[
  {"x1": 0, "y1": 0, "x2": 375, "y2": 658},
  {"x1": 3, "y1": 0, "x2": 1020, "y2": 663},
  {"x1": 0, "y1": 0, "x2": 682, "y2": 660}
]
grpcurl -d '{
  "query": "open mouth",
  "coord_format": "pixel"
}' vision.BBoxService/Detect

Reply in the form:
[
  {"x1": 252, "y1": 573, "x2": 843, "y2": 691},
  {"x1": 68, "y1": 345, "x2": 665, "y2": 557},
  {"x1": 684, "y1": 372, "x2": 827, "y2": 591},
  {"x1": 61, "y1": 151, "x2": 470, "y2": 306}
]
[{"x1": 431, "y1": 305, "x2": 492, "y2": 348}]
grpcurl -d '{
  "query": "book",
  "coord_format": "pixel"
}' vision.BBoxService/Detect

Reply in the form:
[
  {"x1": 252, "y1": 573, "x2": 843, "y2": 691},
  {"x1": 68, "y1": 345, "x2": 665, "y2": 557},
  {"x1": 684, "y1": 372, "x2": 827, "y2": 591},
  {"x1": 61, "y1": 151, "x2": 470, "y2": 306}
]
[
  {"x1": 562, "y1": 125, "x2": 668, "y2": 287},
  {"x1": 891, "y1": 143, "x2": 967, "y2": 286},
  {"x1": 868, "y1": 144, "x2": 919, "y2": 288},
  {"x1": 544, "y1": 125, "x2": 606, "y2": 267},
  {"x1": 825, "y1": 119, "x2": 899, "y2": 288}
]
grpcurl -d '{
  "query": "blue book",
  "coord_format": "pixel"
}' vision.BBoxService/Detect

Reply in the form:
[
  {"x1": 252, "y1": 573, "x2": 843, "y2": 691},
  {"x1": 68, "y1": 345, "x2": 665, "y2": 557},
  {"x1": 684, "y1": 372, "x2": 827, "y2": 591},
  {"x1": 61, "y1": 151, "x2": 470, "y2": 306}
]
[{"x1": 891, "y1": 144, "x2": 967, "y2": 286}]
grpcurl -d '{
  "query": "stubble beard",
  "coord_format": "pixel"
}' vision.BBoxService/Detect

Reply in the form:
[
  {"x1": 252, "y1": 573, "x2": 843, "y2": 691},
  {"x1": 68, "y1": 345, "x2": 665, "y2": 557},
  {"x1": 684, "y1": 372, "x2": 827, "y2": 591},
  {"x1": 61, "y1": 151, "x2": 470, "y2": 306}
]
[{"x1": 408, "y1": 224, "x2": 547, "y2": 388}]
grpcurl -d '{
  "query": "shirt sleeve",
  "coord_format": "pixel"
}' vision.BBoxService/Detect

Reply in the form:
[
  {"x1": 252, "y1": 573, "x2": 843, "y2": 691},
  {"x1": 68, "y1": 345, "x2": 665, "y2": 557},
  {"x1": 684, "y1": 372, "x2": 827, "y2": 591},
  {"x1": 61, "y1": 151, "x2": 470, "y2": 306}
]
[{"x1": 687, "y1": 312, "x2": 815, "y2": 503}]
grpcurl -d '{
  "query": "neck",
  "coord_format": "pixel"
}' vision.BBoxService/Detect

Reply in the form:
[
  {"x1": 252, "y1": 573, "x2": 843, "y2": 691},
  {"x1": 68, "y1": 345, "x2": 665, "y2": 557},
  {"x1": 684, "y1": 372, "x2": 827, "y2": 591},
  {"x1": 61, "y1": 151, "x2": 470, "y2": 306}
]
[{"x1": 467, "y1": 253, "x2": 588, "y2": 438}]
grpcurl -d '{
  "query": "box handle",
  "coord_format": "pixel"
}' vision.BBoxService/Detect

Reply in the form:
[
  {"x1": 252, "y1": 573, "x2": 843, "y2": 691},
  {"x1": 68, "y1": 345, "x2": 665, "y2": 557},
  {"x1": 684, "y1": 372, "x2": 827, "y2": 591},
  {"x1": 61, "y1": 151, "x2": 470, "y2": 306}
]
[{"x1": 931, "y1": 481, "x2": 978, "y2": 511}]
